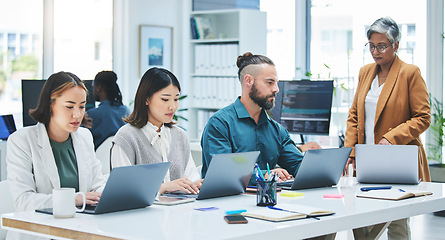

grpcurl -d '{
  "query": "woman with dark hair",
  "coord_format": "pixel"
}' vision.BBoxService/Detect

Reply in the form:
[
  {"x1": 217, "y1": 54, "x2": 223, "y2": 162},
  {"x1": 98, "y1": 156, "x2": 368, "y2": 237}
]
[
  {"x1": 6, "y1": 71, "x2": 107, "y2": 212},
  {"x1": 344, "y1": 17, "x2": 430, "y2": 239},
  {"x1": 111, "y1": 67, "x2": 202, "y2": 195},
  {"x1": 87, "y1": 70, "x2": 130, "y2": 149}
]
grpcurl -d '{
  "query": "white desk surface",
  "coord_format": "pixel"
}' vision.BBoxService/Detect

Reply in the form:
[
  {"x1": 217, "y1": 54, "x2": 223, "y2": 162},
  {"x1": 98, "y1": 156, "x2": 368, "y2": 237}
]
[{"x1": 2, "y1": 177, "x2": 445, "y2": 240}]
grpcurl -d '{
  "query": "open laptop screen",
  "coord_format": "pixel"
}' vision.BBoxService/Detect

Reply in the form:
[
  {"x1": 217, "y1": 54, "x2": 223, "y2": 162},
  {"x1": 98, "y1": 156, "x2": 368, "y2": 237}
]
[{"x1": 0, "y1": 114, "x2": 17, "y2": 140}]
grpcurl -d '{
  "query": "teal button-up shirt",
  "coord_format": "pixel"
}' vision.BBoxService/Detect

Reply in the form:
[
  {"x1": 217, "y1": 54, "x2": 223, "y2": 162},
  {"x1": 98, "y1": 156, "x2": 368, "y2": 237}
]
[{"x1": 201, "y1": 98, "x2": 303, "y2": 185}]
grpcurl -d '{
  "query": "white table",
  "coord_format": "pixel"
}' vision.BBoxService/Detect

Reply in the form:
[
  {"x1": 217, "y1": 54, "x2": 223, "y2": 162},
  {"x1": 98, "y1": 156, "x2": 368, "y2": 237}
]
[{"x1": 2, "y1": 177, "x2": 445, "y2": 240}]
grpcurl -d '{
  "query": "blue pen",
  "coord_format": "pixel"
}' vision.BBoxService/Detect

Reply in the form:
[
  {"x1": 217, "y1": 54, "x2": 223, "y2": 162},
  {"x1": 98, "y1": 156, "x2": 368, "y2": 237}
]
[
  {"x1": 255, "y1": 164, "x2": 266, "y2": 181},
  {"x1": 398, "y1": 188, "x2": 406, "y2": 192},
  {"x1": 360, "y1": 186, "x2": 392, "y2": 191},
  {"x1": 266, "y1": 163, "x2": 271, "y2": 176},
  {"x1": 267, "y1": 206, "x2": 320, "y2": 220}
]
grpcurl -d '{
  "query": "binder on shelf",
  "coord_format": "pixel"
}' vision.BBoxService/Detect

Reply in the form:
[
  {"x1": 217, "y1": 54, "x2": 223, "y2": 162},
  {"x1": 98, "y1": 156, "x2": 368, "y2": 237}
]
[{"x1": 190, "y1": 17, "x2": 199, "y2": 39}]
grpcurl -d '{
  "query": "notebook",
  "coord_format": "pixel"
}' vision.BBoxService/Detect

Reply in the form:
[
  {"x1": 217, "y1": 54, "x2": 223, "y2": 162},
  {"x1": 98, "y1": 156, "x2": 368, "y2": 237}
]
[
  {"x1": 355, "y1": 144, "x2": 420, "y2": 184},
  {"x1": 278, "y1": 147, "x2": 352, "y2": 190},
  {"x1": 163, "y1": 151, "x2": 260, "y2": 200},
  {"x1": 0, "y1": 114, "x2": 17, "y2": 140},
  {"x1": 241, "y1": 203, "x2": 334, "y2": 222},
  {"x1": 82, "y1": 162, "x2": 170, "y2": 214},
  {"x1": 356, "y1": 189, "x2": 432, "y2": 201}
]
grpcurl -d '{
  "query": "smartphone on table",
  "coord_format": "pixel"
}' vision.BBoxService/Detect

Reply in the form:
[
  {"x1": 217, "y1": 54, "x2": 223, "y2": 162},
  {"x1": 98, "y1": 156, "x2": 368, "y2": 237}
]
[{"x1": 224, "y1": 215, "x2": 248, "y2": 224}]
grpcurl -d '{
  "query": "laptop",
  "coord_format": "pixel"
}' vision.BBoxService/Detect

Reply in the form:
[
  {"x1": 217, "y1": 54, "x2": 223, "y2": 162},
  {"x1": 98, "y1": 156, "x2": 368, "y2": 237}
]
[
  {"x1": 278, "y1": 147, "x2": 352, "y2": 190},
  {"x1": 355, "y1": 144, "x2": 420, "y2": 184},
  {"x1": 82, "y1": 162, "x2": 170, "y2": 214},
  {"x1": 163, "y1": 151, "x2": 260, "y2": 200},
  {"x1": 0, "y1": 114, "x2": 17, "y2": 140}
]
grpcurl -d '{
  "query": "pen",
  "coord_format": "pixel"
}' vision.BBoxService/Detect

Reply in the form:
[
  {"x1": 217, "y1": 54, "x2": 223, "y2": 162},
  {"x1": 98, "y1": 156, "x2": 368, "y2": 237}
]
[
  {"x1": 267, "y1": 206, "x2": 320, "y2": 220},
  {"x1": 255, "y1": 164, "x2": 265, "y2": 181},
  {"x1": 398, "y1": 189, "x2": 406, "y2": 192},
  {"x1": 360, "y1": 186, "x2": 392, "y2": 192},
  {"x1": 267, "y1": 163, "x2": 271, "y2": 176}
]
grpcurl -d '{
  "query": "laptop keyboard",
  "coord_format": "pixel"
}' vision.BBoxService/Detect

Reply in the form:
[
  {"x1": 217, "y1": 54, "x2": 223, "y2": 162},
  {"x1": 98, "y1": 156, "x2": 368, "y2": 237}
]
[{"x1": 162, "y1": 191, "x2": 198, "y2": 199}]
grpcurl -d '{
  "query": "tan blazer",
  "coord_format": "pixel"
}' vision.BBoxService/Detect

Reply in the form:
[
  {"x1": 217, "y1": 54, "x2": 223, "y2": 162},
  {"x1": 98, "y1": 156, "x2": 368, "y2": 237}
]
[{"x1": 345, "y1": 56, "x2": 431, "y2": 182}]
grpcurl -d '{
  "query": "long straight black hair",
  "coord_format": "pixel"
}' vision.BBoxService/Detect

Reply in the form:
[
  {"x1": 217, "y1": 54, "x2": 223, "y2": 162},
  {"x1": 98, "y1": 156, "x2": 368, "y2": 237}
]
[{"x1": 124, "y1": 67, "x2": 181, "y2": 128}]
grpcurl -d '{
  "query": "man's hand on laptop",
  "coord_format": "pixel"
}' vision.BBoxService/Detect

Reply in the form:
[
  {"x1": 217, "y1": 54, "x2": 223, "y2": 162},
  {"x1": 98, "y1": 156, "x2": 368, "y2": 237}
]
[
  {"x1": 298, "y1": 142, "x2": 322, "y2": 152},
  {"x1": 159, "y1": 177, "x2": 200, "y2": 195},
  {"x1": 265, "y1": 168, "x2": 293, "y2": 183},
  {"x1": 76, "y1": 191, "x2": 102, "y2": 207}
]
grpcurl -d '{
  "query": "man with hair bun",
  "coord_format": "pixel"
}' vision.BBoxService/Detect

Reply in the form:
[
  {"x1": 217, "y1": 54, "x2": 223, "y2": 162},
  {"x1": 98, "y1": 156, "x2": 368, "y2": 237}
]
[{"x1": 201, "y1": 52, "x2": 321, "y2": 185}]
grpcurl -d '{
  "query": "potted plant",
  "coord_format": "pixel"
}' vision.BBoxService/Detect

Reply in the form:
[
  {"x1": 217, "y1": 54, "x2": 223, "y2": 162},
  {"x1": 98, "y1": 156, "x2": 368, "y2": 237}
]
[
  {"x1": 427, "y1": 96, "x2": 445, "y2": 217},
  {"x1": 428, "y1": 96, "x2": 445, "y2": 182}
]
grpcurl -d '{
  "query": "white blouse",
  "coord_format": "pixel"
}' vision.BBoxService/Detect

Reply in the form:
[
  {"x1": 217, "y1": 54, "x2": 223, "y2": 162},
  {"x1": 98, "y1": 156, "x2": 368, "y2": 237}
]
[
  {"x1": 364, "y1": 76, "x2": 385, "y2": 144},
  {"x1": 111, "y1": 122, "x2": 200, "y2": 183}
]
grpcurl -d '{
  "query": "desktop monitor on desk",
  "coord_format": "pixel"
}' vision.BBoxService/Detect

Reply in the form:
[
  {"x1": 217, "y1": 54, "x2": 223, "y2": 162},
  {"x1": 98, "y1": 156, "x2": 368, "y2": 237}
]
[
  {"x1": 21, "y1": 80, "x2": 95, "y2": 127},
  {"x1": 270, "y1": 80, "x2": 334, "y2": 136}
]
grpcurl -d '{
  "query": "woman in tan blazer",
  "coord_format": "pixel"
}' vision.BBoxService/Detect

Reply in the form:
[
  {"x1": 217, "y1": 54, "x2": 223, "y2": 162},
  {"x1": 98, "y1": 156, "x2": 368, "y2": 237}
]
[{"x1": 344, "y1": 17, "x2": 430, "y2": 240}]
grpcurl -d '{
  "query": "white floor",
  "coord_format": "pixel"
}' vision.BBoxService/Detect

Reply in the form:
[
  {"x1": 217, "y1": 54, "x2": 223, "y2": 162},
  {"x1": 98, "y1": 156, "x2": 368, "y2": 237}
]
[{"x1": 335, "y1": 212, "x2": 445, "y2": 239}]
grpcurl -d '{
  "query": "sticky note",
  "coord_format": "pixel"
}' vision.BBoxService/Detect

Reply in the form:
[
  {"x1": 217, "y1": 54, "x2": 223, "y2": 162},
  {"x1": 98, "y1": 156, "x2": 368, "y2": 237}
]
[
  {"x1": 226, "y1": 209, "x2": 247, "y2": 215},
  {"x1": 323, "y1": 194, "x2": 344, "y2": 198},
  {"x1": 280, "y1": 192, "x2": 304, "y2": 197}
]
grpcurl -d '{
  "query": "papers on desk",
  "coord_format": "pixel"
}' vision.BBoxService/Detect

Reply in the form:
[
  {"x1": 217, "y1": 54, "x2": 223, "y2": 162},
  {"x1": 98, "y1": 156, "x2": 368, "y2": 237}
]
[
  {"x1": 356, "y1": 189, "x2": 432, "y2": 201},
  {"x1": 241, "y1": 203, "x2": 334, "y2": 222}
]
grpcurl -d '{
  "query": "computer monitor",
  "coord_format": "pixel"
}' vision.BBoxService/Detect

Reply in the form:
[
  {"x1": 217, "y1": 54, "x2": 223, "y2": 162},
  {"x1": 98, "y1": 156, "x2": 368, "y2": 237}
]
[
  {"x1": 0, "y1": 114, "x2": 17, "y2": 140},
  {"x1": 270, "y1": 80, "x2": 334, "y2": 135},
  {"x1": 21, "y1": 80, "x2": 95, "y2": 127}
]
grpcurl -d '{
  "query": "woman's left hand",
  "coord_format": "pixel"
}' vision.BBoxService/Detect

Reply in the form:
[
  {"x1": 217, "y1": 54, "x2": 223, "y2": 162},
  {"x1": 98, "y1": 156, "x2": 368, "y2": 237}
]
[
  {"x1": 75, "y1": 191, "x2": 101, "y2": 206},
  {"x1": 378, "y1": 138, "x2": 391, "y2": 145}
]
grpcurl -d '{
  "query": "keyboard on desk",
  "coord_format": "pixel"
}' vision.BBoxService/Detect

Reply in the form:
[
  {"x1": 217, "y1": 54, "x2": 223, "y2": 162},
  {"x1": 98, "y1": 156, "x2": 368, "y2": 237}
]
[
  {"x1": 162, "y1": 191, "x2": 198, "y2": 199},
  {"x1": 277, "y1": 180, "x2": 294, "y2": 187}
]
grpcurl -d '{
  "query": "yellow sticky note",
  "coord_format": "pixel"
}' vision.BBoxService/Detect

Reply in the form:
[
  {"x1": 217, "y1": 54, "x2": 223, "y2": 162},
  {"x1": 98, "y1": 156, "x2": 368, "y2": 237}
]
[{"x1": 280, "y1": 192, "x2": 304, "y2": 197}]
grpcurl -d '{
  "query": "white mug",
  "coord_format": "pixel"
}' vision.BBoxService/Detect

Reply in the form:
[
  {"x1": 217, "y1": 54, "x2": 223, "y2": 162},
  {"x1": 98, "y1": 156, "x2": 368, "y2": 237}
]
[{"x1": 52, "y1": 188, "x2": 86, "y2": 218}]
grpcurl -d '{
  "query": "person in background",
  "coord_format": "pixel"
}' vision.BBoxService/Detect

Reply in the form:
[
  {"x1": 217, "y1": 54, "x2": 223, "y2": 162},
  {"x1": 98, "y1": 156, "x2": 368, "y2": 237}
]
[
  {"x1": 343, "y1": 17, "x2": 431, "y2": 240},
  {"x1": 111, "y1": 67, "x2": 202, "y2": 195},
  {"x1": 201, "y1": 52, "x2": 321, "y2": 185},
  {"x1": 6, "y1": 72, "x2": 107, "y2": 239},
  {"x1": 87, "y1": 70, "x2": 130, "y2": 149}
]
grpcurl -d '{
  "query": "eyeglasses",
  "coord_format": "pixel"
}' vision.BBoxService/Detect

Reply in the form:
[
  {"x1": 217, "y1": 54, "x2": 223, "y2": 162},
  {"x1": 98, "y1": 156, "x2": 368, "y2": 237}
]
[{"x1": 365, "y1": 42, "x2": 393, "y2": 53}]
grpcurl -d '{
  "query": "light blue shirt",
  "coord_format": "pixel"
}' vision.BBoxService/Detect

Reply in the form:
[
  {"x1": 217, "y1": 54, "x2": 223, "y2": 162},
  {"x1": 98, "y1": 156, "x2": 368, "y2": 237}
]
[
  {"x1": 201, "y1": 98, "x2": 303, "y2": 185},
  {"x1": 87, "y1": 100, "x2": 130, "y2": 149}
]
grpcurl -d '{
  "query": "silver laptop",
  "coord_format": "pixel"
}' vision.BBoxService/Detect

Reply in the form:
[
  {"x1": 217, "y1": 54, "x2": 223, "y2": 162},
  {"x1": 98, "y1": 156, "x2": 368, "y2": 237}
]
[
  {"x1": 278, "y1": 147, "x2": 352, "y2": 190},
  {"x1": 163, "y1": 151, "x2": 260, "y2": 200},
  {"x1": 82, "y1": 162, "x2": 170, "y2": 214},
  {"x1": 355, "y1": 144, "x2": 420, "y2": 184}
]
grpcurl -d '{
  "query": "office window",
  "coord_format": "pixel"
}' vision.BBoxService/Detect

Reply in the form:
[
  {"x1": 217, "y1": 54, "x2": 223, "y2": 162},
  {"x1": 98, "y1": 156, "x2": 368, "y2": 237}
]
[
  {"x1": 0, "y1": 0, "x2": 43, "y2": 128},
  {"x1": 260, "y1": 0, "x2": 295, "y2": 80},
  {"x1": 311, "y1": 0, "x2": 427, "y2": 138},
  {"x1": 53, "y1": 0, "x2": 113, "y2": 80},
  {"x1": 407, "y1": 24, "x2": 416, "y2": 36}
]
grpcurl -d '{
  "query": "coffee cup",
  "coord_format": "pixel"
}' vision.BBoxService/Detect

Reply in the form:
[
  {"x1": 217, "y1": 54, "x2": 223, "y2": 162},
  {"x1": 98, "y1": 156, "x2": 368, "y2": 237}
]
[{"x1": 52, "y1": 188, "x2": 86, "y2": 218}]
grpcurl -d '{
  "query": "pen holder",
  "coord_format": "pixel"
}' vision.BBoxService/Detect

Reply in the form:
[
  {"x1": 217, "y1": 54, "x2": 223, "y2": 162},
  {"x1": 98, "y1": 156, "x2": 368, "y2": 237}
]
[{"x1": 256, "y1": 180, "x2": 277, "y2": 206}]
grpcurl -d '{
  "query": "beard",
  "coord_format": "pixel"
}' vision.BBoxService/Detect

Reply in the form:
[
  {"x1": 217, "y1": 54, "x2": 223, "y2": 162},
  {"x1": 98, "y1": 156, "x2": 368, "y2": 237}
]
[{"x1": 249, "y1": 83, "x2": 276, "y2": 110}]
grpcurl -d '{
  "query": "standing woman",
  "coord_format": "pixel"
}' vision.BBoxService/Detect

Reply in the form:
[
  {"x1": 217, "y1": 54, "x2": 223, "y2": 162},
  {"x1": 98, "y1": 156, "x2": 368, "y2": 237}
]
[
  {"x1": 7, "y1": 72, "x2": 107, "y2": 213},
  {"x1": 344, "y1": 17, "x2": 430, "y2": 239},
  {"x1": 111, "y1": 67, "x2": 202, "y2": 195}
]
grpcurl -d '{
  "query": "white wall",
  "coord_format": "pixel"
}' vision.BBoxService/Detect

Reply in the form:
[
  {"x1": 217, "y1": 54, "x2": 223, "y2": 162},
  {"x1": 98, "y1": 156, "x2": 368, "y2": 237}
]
[{"x1": 113, "y1": 0, "x2": 188, "y2": 106}]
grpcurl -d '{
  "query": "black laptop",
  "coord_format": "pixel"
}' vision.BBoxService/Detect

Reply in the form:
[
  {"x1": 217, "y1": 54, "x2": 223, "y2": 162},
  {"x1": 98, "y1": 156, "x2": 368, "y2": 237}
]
[{"x1": 278, "y1": 148, "x2": 352, "y2": 190}]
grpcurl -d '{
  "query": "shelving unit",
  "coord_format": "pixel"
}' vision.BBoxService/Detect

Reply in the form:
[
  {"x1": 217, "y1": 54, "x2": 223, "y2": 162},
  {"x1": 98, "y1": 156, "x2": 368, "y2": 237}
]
[{"x1": 188, "y1": 9, "x2": 267, "y2": 141}]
